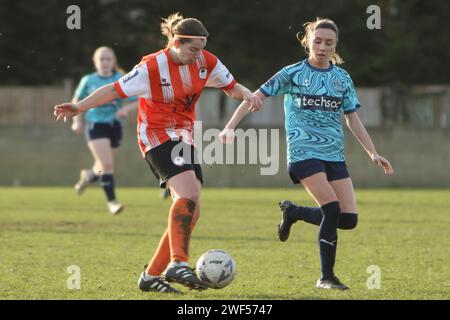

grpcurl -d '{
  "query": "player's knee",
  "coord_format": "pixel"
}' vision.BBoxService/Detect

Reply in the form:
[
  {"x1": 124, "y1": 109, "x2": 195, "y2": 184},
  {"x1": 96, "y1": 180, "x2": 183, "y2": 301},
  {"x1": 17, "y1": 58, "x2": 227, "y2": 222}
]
[
  {"x1": 339, "y1": 213, "x2": 358, "y2": 230},
  {"x1": 100, "y1": 162, "x2": 114, "y2": 173}
]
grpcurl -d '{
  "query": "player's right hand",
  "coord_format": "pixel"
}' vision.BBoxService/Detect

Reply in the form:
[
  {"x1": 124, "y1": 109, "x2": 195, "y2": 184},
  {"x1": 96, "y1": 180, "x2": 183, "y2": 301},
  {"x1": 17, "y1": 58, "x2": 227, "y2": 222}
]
[
  {"x1": 219, "y1": 128, "x2": 235, "y2": 144},
  {"x1": 54, "y1": 103, "x2": 79, "y2": 122}
]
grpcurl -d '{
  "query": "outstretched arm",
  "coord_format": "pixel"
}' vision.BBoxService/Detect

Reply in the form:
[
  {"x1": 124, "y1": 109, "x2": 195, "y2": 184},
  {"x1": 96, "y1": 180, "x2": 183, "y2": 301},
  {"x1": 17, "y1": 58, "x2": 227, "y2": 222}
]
[
  {"x1": 345, "y1": 112, "x2": 394, "y2": 175},
  {"x1": 224, "y1": 83, "x2": 262, "y2": 111},
  {"x1": 54, "y1": 83, "x2": 119, "y2": 122},
  {"x1": 219, "y1": 90, "x2": 267, "y2": 144}
]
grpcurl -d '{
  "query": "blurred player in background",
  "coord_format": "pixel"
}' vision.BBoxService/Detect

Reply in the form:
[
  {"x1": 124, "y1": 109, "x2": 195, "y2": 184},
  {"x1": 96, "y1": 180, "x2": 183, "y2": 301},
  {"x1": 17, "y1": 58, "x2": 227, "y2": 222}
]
[
  {"x1": 71, "y1": 47, "x2": 138, "y2": 215},
  {"x1": 54, "y1": 13, "x2": 261, "y2": 293},
  {"x1": 220, "y1": 18, "x2": 394, "y2": 290}
]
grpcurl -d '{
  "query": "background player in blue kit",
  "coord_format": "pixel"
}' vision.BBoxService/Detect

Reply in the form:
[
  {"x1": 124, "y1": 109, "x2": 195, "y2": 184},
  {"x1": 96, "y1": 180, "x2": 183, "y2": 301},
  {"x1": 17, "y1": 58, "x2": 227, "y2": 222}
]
[
  {"x1": 71, "y1": 47, "x2": 138, "y2": 214},
  {"x1": 220, "y1": 18, "x2": 394, "y2": 290}
]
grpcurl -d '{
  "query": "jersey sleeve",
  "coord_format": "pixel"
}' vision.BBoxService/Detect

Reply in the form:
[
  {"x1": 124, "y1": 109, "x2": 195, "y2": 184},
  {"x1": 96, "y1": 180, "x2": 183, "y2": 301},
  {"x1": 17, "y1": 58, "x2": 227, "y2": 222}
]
[
  {"x1": 259, "y1": 67, "x2": 292, "y2": 97},
  {"x1": 114, "y1": 63, "x2": 150, "y2": 98},
  {"x1": 205, "y1": 59, "x2": 236, "y2": 90},
  {"x1": 342, "y1": 76, "x2": 361, "y2": 114},
  {"x1": 74, "y1": 75, "x2": 89, "y2": 100}
]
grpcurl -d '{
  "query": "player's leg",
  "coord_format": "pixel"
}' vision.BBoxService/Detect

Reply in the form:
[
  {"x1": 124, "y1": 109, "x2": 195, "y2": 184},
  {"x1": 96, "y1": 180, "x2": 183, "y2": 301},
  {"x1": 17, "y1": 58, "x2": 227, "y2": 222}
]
[
  {"x1": 87, "y1": 138, "x2": 123, "y2": 214},
  {"x1": 161, "y1": 171, "x2": 207, "y2": 290},
  {"x1": 140, "y1": 141, "x2": 206, "y2": 292},
  {"x1": 329, "y1": 177, "x2": 358, "y2": 230},
  {"x1": 299, "y1": 173, "x2": 349, "y2": 290},
  {"x1": 145, "y1": 177, "x2": 201, "y2": 276},
  {"x1": 74, "y1": 133, "x2": 100, "y2": 195},
  {"x1": 279, "y1": 161, "x2": 356, "y2": 230}
]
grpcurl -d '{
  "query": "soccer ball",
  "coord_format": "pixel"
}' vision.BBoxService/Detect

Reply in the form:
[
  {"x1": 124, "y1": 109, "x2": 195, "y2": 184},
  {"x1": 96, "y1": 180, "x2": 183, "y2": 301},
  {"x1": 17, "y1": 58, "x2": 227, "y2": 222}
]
[{"x1": 195, "y1": 249, "x2": 236, "y2": 289}]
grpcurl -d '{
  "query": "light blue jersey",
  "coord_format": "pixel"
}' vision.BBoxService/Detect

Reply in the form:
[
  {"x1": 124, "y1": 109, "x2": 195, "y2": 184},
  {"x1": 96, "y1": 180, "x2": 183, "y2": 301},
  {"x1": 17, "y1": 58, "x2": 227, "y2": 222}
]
[
  {"x1": 74, "y1": 72, "x2": 137, "y2": 123},
  {"x1": 259, "y1": 59, "x2": 360, "y2": 163}
]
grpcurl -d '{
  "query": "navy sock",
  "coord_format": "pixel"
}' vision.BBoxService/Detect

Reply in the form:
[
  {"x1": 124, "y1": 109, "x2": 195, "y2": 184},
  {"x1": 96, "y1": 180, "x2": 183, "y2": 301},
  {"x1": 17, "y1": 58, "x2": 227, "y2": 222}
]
[
  {"x1": 100, "y1": 174, "x2": 115, "y2": 202},
  {"x1": 318, "y1": 201, "x2": 340, "y2": 279},
  {"x1": 292, "y1": 206, "x2": 358, "y2": 230}
]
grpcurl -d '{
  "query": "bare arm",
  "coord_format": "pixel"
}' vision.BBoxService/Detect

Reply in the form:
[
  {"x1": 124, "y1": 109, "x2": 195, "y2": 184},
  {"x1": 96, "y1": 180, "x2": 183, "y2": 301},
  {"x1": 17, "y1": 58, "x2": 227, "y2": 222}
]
[
  {"x1": 54, "y1": 83, "x2": 120, "y2": 121},
  {"x1": 224, "y1": 90, "x2": 267, "y2": 130},
  {"x1": 219, "y1": 90, "x2": 267, "y2": 144},
  {"x1": 345, "y1": 112, "x2": 394, "y2": 175},
  {"x1": 224, "y1": 83, "x2": 262, "y2": 111}
]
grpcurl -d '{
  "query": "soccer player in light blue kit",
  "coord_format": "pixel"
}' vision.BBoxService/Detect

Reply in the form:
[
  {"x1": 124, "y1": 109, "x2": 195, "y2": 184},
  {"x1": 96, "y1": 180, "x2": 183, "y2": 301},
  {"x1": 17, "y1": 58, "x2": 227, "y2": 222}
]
[
  {"x1": 71, "y1": 47, "x2": 138, "y2": 214},
  {"x1": 220, "y1": 18, "x2": 394, "y2": 290}
]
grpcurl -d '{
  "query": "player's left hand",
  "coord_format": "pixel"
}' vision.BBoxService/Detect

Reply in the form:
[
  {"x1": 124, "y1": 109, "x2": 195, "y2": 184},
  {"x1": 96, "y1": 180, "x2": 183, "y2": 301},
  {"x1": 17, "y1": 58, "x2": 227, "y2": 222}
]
[
  {"x1": 371, "y1": 153, "x2": 394, "y2": 175},
  {"x1": 54, "y1": 103, "x2": 80, "y2": 122},
  {"x1": 244, "y1": 92, "x2": 262, "y2": 112}
]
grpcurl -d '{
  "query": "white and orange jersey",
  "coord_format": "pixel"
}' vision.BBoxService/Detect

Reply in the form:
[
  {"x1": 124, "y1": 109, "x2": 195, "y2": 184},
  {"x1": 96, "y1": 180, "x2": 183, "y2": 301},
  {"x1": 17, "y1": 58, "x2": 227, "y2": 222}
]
[{"x1": 114, "y1": 48, "x2": 236, "y2": 156}]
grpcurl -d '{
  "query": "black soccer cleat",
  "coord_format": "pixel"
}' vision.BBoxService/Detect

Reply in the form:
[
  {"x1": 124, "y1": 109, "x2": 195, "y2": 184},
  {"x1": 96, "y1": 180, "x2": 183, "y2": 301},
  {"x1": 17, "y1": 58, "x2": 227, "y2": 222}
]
[
  {"x1": 138, "y1": 272, "x2": 182, "y2": 294},
  {"x1": 316, "y1": 275, "x2": 349, "y2": 290},
  {"x1": 162, "y1": 265, "x2": 208, "y2": 291},
  {"x1": 277, "y1": 200, "x2": 298, "y2": 242}
]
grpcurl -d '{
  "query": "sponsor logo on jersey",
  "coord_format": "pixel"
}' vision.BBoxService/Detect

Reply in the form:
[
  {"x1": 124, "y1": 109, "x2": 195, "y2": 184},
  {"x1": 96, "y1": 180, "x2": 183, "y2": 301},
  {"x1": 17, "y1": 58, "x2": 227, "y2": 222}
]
[
  {"x1": 300, "y1": 94, "x2": 343, "y2": 112},
  {"x1": 123, "y1": 69, "x2": 139, "y2": 83},
  {"x1": 160, "y1": 77, "x2": 171, "y2": 87},
  {"x1": 199, "y1": 67, "x2": 208, "y2": 80}
]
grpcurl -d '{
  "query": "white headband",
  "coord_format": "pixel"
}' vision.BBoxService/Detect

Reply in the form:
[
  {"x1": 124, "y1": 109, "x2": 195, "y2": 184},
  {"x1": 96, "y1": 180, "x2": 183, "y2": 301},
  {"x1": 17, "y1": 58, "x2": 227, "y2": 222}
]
[{"x1": 174, "y1": 34, "x2": 207, "y2": 40}]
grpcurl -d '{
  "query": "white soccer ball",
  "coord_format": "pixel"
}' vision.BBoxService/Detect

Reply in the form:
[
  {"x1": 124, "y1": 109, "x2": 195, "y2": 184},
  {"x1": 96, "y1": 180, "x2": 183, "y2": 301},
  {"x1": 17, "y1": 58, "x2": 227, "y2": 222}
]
[{"x1": 195, "y1": 249, "x2": 236, "y2": 289}]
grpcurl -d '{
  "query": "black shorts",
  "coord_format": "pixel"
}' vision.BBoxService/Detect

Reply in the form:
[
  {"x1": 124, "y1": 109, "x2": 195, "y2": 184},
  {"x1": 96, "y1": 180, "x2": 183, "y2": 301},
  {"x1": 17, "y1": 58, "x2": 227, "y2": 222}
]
[
  {"x1": 85, "y1": 121, "x2": 122, "y2": 148},
  {"x1": 288, "y1": 158, "x2": 350, "y2": 184},
  {"x1": 145, "y1": 140, "x2": 203, "y2": 189}
]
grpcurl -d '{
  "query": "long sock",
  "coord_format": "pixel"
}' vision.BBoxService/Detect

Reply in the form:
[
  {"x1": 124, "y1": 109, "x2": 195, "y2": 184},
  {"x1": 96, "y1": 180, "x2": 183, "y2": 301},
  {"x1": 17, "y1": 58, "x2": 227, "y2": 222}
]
[
  {"x1": 146, "y1": 203, "x2": 199, "y2": 276},
  {"x1": 168, "y1": 198, "x2": 196, "y2": 263},
  {"x1": 100, "y1": 174, "x2": 115, "y2": 202},
  {"x1": 146, "y1": 229, "x2": 171, "y2": 276},
  {"x1": 318, "y1": 201, "x2": 340, "y2": 279},
  {"x1": 291, "y1": 205, "x2": 358, "y2": 230}
]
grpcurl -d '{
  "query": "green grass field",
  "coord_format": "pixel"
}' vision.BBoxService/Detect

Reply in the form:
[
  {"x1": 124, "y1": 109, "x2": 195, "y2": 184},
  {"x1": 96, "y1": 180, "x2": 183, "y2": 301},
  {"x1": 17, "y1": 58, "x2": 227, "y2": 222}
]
[{"x1": 0, "y1": 187, "x2": 449, "y2": 300}]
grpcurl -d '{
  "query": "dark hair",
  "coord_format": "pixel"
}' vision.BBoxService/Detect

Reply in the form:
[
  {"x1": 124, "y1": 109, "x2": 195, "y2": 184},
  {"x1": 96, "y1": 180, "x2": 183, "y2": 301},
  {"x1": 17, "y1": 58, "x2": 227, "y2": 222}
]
[
  {"x1": 161, "y1": 12, "x2": 209, "y2": 48},
  {"x1": 297, "y1": 17, "x2": 343, "y2": 65}
]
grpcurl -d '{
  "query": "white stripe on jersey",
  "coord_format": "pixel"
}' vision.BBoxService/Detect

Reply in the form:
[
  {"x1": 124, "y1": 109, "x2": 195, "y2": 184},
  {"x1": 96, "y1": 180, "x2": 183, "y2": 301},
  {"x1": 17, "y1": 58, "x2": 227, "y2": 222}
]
[
  {"x1": 138, "y1": 120, "x2": 152, "y2": 153},
  {"x1": 196, "y1": 51, "x2": 207, "y2": 69},
  {"x1": 139, "y1": 111, "x2": 160, "y2": 152},
  {"x1": 179, "y1": 65, "x2": 192, "y2": 93},
  {"x1": 156, "y1": 52, "x2": 174, "y2": 103}
]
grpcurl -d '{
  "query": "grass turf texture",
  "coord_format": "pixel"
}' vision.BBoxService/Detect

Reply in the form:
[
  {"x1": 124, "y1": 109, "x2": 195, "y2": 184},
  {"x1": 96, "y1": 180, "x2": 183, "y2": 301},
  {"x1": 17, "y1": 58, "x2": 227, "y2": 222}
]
[{"x1": 0, "y1": 187, "x2": 449, "y2": 300}]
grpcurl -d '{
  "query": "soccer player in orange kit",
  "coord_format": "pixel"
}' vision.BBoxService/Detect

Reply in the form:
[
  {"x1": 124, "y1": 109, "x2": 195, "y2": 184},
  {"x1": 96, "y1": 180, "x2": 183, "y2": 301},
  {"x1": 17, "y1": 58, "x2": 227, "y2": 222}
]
[{"x1": 54, "y1": 13, "x2": 261, "y2": 294}]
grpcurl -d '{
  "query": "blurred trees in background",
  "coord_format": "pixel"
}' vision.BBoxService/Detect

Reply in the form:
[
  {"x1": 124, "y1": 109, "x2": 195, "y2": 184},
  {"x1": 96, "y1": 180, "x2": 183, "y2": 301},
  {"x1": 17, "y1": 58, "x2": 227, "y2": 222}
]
[{"x1": 0, "y1": 0, "x2": 449, "y2": 87}]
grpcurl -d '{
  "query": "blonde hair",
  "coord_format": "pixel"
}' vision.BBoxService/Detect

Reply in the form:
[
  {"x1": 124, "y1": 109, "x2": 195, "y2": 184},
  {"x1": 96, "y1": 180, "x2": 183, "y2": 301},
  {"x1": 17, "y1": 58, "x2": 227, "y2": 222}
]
[
  {"x1": 297, "y1": 17, "x2": 344, "y2": 65},
  {"x1": 92, "y1": 46, "x2": 124, "y2": 74},
  {"x1": 160, "y1": 12, "x2": 209, "y2": 48}
]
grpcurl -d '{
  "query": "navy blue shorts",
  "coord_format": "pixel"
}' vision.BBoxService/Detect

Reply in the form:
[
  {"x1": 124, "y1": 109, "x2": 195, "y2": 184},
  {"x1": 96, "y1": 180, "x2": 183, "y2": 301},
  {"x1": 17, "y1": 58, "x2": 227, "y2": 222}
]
[
  {"x1": 85, "y1": 121, "x2": 122, "y2": 148},
  {"x1": 288, "y1": 158, "x2": 350, "y2": 184}
]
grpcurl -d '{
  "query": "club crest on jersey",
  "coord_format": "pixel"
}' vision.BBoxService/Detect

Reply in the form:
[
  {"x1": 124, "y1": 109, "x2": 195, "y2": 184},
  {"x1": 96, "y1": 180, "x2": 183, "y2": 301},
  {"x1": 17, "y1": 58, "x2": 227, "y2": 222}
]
[
  {"x1": 332, "y1": 78, "x2": 344, "y2": 92},
  {"x1": 303, "y1": 79, "x2": 311, "y2": 87},
  {"x1": 199, "y1": 67, "x2": 208, "y2": 80}
]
